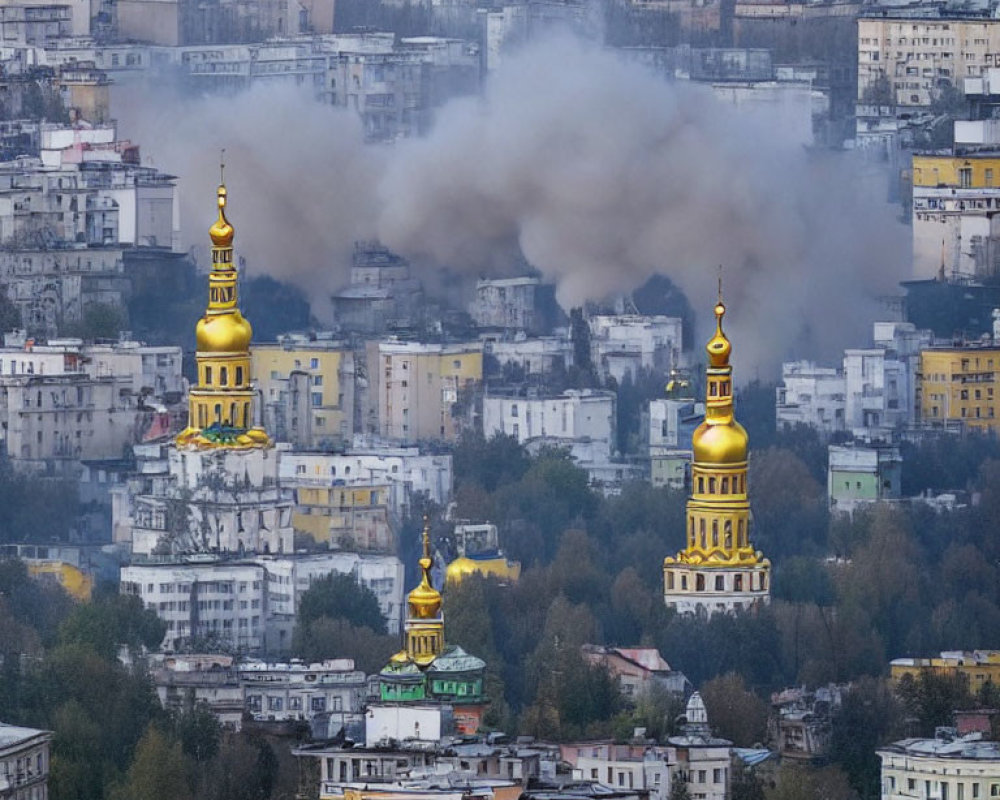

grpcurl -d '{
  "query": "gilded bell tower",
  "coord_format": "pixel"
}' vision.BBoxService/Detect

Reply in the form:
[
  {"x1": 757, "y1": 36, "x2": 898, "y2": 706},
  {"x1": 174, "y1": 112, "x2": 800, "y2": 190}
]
[
  {"x1": 663, "y1": 286, "x2": 770, "y2": 616},
  {"x1": 402, "y1": 521, "x2": 445, "y2": 666},
  {"x1": 176, "y1": 171, "x2": 270, "y2": 449}
]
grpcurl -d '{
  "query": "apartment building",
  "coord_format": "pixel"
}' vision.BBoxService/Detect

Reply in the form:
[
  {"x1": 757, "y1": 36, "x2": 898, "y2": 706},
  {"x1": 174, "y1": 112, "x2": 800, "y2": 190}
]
[
  {"x1": 912, "y1": 152, "x2": 1000, "y2": 279},
  {"x1": 370, "y1": 340, "x2": 482, "y2": 444},
  {"x1": 121, "y1": 551, "x2": 405, "y2": 653},
  {"x1": 858, "y1": 10, "x2": 1000, "y2": 108},
  {"x1": 252, "y1": 335, "x2": 355, "y2": 450},
  {"x1": 0, "y1": 722, "x2": 51, "y2": 800},
  {"x1": 919, "y1": 342, "x2": 1000, "y2": 433}
]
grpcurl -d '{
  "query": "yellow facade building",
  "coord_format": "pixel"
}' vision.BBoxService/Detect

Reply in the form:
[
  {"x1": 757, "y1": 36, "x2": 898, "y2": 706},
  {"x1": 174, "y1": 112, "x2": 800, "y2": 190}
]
[
  {"x1": 176, "y1": 177, "x2": 269, "y2": 449},
  {"x1": 27, "y1": 561, "x2": 94, "y2": 601},
  {"x1": 291, "y1": 483, "x2": 395, "y2": 552},
  {"x1": 911, "y1": 154, "x2": 1000, "y2": 278},
  {"x1": 252, "y1": 340, "x2": 354, "y2": 449},
  {"x1": 919, "y1": 346, "x2": 1000, "y2": 433},
  {"x1": 663, "y1": 291, "x2": 770, "y2": 617},
  {"x1": 891, "y1": 651, "x2": 1000, "y2": 694},
  {"x1": 912, "y1": 155, "x2": 1000, "y2": 189}
]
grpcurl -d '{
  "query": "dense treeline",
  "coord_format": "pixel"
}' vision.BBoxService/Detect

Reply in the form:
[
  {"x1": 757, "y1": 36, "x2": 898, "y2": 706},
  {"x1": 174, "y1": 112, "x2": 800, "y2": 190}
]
[
  {"x1": 0, "y1": 570, "x2": 296, "y2": 800},
  {"x1": 428, "y1": 427, "x2": 1000, "y2": 797}
]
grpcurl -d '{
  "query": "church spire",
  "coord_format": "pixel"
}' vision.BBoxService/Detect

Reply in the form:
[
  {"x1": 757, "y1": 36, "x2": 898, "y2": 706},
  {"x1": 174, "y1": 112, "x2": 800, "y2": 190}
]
[
  {"x1": 663, "y1": 286, "x2": 770, "y2": 616},
  {"x1": 402, "y1": 517, "x2": 444, "y2": 667},
  {"x1": 176, "y1": 172, "x2": 269, "y2": 449}
]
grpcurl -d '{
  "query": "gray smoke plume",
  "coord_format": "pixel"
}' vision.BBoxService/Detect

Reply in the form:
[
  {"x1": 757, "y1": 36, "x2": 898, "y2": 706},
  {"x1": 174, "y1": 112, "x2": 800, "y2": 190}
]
[{"x1": 116, "y1": 36, "x2": 909, "y2": 375}]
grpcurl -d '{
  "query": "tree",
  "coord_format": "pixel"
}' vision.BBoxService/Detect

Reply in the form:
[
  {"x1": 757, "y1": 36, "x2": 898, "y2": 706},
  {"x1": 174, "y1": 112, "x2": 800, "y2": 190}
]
[
  {"x1": 699, "y1": 672, "x2": 768, "y2": 746},
  {"x1": 66, "y1": 302, "x2": 127, "y2": 340},
  {"x1": 861, "y1": 73, "x2": 893, "y2": 106},
  {"x1": 830, "y1": 677, "x2": 904, "y2": 799},
  {"x1": 110, "y1": 726, "x2": 192, "y2": 800},
  {"x1": 293, "y1": 617, "x2": 397, "y2": 674},
  {"x1": 0, "y1": 290, "x2": 21, "y2": 333},
  {"x1": 172, "y1": 702, "x2": 221, "y2": 763},
  {"x1": 59, "y1": 592, "x2": 166, "y2": 659},
  {"x1": 668, "y1": 777, "x2": 693, "y2": 800},
  {"x1": 731, "y1": 763, "x2": 766, "y2": 800},
  {"x1": 896, "y1": 670, "x2": 974, "y2": 737},
  {"x1": 296, "y1": 572, "x2": 387, "y2": 634},
  {"x1": 766, "y1": 764, "x2": 858, "y2": 800}
]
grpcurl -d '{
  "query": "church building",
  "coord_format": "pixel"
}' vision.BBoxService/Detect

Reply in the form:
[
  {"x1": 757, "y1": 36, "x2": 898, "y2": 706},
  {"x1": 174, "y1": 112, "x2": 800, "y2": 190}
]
[{"x1": 663, "y1": 291, "x2": 770, "y2": 616}]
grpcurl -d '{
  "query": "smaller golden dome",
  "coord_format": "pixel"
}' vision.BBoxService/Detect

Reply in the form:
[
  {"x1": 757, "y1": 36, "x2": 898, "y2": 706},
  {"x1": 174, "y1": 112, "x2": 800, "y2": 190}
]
[
  {"x1": 706, "y1": 300, "x2": 731, "y2": 367},
  {"x1": 407, "y1": 525, "x2": 442, "y2": 619},
  {"x1": 196, "y1": 311, "x2": 252, "y2": 353},
  {"x1": 209, "y1": 185, "x2": 234, "y2": 247},
  {"x1": 445, "y1": 555, "x2": 521, "y2": 585},
  {"x1": 692, "y1": 418, "x2": 748, "y2": 464}
]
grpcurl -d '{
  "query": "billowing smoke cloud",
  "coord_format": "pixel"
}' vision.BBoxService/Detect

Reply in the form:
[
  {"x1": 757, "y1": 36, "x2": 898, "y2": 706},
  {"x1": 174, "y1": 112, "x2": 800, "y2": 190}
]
[{"x1": 116, "y1": 35, "x2": 909, "y2": 374}]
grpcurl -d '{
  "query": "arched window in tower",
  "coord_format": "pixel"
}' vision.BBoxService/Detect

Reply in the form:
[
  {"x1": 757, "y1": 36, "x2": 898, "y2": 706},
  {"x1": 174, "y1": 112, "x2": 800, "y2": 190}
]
[
  {"x1": 214, "y1": 403, "x2": 222, "y2": 422},
  {"x1": 667, "y1": 572, "x2": 675, "y2": 590},
  {"x1": 205, "y1": 366, "x2": 212, "y2": 385},
  {"x1": 738, "y1": 519, "x2": 745, "y2": 546},
  {"x1": 698, "y1": 476, "x2": 704, "y2": 493},
  {"x1": 198, "y1": 405, "x2": 206, "y2": 427},
  {"x1": 709, "y1": 381, "x2": 717, "y2": 396},
  {"x1": 721, "y1": 476, "x2": 729, "y2": 494},
  {"x1": 220, "y1": 367, "x2": 228, "y2": 386},
  {"x1": 229, "y1": 403, "x2": 236, "y2": 424},
  {"x1": 243, "y1": 402, "x2": 250, "y2": 426},
  {"x1": 724, "y1": 520, "x2": 732, "y2": 548},
  {"x1": 709, "y1": 477, "x2": 716, "y2": 493},
  {"x1": 714, "y1": 575, "x2": 724, "y2": 591},
  {"x1": 695, "y1": 574, "x2": 705, "y2": 591},
  {"x1": 734, "y1": 573, "x2": 743, "y2": 591},
  {"x1": 712, "y1": 520, "x2": 719, "y2": 547},
  {"x1": 236, "y1": 366, "x2": 244, "y2": 385},
  {"x1": 699, "y1": 518, "x2": 706, "y2": 549},
  {"x1": 721, "y1": 380, "x2": 730, "y2": 395}
]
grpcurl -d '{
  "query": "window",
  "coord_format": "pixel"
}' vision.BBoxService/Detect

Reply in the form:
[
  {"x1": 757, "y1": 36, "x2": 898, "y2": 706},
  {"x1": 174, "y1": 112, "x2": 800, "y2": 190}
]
[
  {"x1": 235, "y1": 366, "x2": 243, "y2": 385},
  {"x1": 311, "y1": 392, "x2": 322, "y2": 406},
  {"x1": 310, "y1": 358, "x2": 319, "y2": 369},
  {"x1": 313, "y1": 375, "x2": 323, "y2": 386}
]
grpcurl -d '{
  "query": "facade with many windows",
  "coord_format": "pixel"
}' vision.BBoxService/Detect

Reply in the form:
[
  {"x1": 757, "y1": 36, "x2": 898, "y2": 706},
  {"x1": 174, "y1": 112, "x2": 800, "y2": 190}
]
[{"x1": 879, "y1": 734, "x2": 1000, "y2": 800}]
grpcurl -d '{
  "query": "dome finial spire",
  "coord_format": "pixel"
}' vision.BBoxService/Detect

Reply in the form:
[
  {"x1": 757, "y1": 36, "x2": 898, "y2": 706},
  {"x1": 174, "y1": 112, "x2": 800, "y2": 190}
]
[{"x1": 220, "y1": 147, "x2": 225, "y2": 186}]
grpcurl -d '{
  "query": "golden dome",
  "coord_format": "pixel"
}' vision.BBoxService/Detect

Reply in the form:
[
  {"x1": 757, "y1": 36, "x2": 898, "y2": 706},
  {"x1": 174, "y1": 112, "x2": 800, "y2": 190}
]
[
  {"x1": 407, "y1": 525, "x2": 442, "y2": 619},
  {"x1": 692, "y1": 418, "x2": 748, "y2": 464},
  {"x1": 706, "y1": 300, "x2": 731, "y2": 367},
  {"x1": 209, "y1": 185, "x2": 234, "y2": 247},
  {"x1": 196, "y1": 311, "x2": 252, "y2": 353},
  {"x1": 445, "y1": 555, "x2": 521, "y2": 585}
]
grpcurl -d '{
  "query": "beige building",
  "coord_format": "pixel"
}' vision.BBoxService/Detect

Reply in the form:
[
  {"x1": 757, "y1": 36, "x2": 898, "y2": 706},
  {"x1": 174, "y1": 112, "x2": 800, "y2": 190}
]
[
  {"x1": 368, "y1": 341, "x2": 482, "y2": 444},
  {"x1": 858, "y1": 13, "x2": 1000, "y2": 107},
  {"x1": 252, "y1": 336, "x2": 355, "y2": 450}
]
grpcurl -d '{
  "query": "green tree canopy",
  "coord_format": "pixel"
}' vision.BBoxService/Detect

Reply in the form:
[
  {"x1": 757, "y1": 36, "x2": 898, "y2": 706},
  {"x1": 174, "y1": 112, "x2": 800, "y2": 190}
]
[{"x1": 296, "y1": 572, "x2": 387, "y2": 634}]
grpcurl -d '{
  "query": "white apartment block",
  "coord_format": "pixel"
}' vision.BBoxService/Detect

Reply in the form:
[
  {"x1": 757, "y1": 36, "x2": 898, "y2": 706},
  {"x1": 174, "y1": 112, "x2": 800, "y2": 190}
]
[
  {"x1": 879, "y1": 734, "x2": 1000, "y2": 800},
  {"x1": 483, "y1": 389, "x2": 617, "y2": 460},
  {"x1": 470, "y1": 277, "x2": 544, "y2": 331},
  {"x1": 857, "y1": 13, "x2": 1000, "y2": 108},
  {"x1": 589, "y1": 315, "x2": 683, "y2": 383},
  {"x1": 126, "y1": 446, "x2": 294, "y2": 558},
  {"x1": 279, "y1": 446, "x2": 452, "y2": 519},
  {"x1": 0, "y1": 722, "x2": 51, "y2": 800},
  {"x1": 484, "y1": 334, "x2": 573, "y2": 375},
  {"x1": 121, "y1": 551, "x2": 405, "y2": 653},
  {"x1": 776, "y1": 322, "x2": 931, "y2": 439},
  {"x1": 776, "y1": 361, "x2": 846, "y2": 436},
  {"x1": 240, "y1": 659, "x2": 367, "y2": 726}
]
